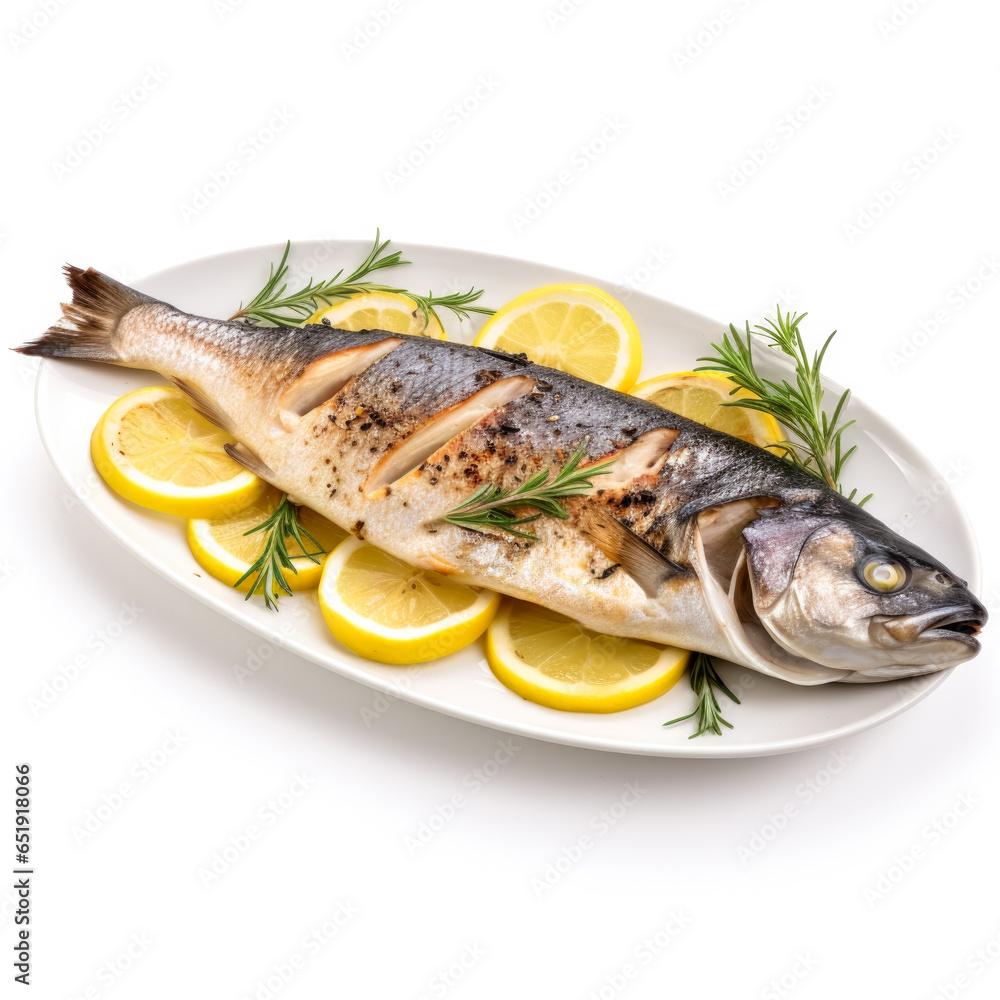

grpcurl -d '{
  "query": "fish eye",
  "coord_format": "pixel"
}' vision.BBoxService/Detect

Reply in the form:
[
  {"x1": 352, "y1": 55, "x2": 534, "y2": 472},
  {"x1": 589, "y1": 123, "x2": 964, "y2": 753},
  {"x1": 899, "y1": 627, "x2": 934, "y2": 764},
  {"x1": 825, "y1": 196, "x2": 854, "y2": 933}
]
[{"x1": 862, "y1": 559, "x2": 909, "y2": 593}]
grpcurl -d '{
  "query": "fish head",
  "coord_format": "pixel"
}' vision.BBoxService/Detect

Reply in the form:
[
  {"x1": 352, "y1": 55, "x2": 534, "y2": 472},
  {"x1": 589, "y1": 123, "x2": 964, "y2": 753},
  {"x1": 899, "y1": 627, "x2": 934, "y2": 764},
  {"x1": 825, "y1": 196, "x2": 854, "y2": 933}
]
[{"x1": 740, "y1": 502, "x2": 987, "y2": 680}]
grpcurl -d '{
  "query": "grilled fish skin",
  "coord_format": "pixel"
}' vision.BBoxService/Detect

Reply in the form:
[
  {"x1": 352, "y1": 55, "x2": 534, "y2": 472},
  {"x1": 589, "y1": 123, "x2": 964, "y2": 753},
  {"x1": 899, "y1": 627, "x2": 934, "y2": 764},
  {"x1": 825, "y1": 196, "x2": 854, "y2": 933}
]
[{"x1": 17, "y1": 266, "x2": 986, "y2": 684}]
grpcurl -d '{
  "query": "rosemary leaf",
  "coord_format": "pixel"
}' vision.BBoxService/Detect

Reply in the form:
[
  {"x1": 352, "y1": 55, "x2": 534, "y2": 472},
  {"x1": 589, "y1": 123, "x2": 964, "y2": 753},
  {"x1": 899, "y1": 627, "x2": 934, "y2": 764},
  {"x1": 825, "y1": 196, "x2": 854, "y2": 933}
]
[
  {"x1": 697, "y1": 306, "x2": 869, "y2": 504},
  {"x1": 441, "y1": 438, "x2": 614, "y2": 540},
  {"x1": 662, "y1": 653, "x2": 741, "y2": 738},
  {"x1": 235, "y1": 495, "x2": 325, "y2": 612},
  {"x1": 230, "y1": 231, "x2": 494, "y2": 327}
]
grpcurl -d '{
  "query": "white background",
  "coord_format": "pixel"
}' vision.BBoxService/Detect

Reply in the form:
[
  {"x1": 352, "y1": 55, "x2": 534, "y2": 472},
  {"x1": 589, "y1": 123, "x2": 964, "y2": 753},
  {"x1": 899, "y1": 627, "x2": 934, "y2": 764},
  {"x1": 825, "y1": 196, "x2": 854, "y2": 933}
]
[{"x1": 4, "y1": 0, "x2": 1000, "y2": 997}]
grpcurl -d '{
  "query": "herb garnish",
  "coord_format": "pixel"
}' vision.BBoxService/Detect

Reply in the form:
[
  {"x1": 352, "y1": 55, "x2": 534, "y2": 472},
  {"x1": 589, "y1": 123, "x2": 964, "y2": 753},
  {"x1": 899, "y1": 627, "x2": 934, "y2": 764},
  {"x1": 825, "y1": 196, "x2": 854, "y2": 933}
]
[
  {"x1": 441, "y1": 439, "x2": 614, "y2": 540},
  {"x1": 663, "y1": 653, "x2": 741, "y2": 738},
  {"x1": 230, "y1": 231, "x2": 494, "y2": 328},
  {"x1": 236, "y1": 496, "x2": 325, "y2": 611},
  {"x1": 697, "y1": 307, "x2": 872, "y2": 505}
]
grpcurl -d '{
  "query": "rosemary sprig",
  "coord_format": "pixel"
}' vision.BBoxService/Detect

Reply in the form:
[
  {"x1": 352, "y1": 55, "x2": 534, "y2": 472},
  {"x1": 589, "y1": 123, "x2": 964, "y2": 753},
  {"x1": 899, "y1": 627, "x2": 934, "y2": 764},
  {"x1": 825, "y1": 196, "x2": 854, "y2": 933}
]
[
  {"x1": 697, "y1": 307, "x2": 872, "y2": 505},
  {"x1": 235, "y1": 495, "x2": 326, "y2": 612},
  {"x1": 230, "y1": 231, "x2": 494, "y2": 327},
  {"x1": 663, "y1": 653, "x2": 741, "y2": 738},
  {"x1": 441, "y1": 439, "x2": 614, "y2": 540}
]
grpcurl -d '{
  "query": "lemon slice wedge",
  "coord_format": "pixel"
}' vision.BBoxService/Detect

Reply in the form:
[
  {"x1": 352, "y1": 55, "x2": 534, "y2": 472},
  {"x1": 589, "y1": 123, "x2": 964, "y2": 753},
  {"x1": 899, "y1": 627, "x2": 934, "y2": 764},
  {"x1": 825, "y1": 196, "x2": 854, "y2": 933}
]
[
  {"x1": 318, "y1": 537, "x2": 500, "y2": 663},
  {"x1": 188, "y1": 487, "x2": 347, "y2": 593},
  {"x1": 306, "y1": 291, "x2": 446, "y2": 339},
  {"x1": 90, "y1": 386, "x2": 267, "y2": 518},
  {"x1": 473, "y1": 284, "x2": 642, "y2": 390},
  {"x1": 630, "y1": 370, "x2": 785, "y2": 452},
  {"x1": 486, "y1": 599, "x2": 689, "y2": 713}
]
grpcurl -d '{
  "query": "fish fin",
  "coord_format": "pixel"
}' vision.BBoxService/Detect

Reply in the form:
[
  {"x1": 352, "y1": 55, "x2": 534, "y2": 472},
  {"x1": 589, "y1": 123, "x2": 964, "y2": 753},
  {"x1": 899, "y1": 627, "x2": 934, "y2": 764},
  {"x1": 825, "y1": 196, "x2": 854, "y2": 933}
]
[
  {"x1": 223, "y1": 442, "x2": 277, "y2": 483},
  {"x1": 741, "y1": 505, "x2": 829, "y2": 611},
  {"x1": 475, "y1": 346, "x2": 530, "y2": 367},
  {"x1": 578, "y1": 505, "x2": 687, "y2": 598},
  {"x1": 171, "y1": 377, "x2": 233, "y2": 434},
  {"x1": 15, "y1": 265, "x2": 157, "y2": 360},
  {"x1": 697, "y1": 497, "x2": 781, "y2": 592}
]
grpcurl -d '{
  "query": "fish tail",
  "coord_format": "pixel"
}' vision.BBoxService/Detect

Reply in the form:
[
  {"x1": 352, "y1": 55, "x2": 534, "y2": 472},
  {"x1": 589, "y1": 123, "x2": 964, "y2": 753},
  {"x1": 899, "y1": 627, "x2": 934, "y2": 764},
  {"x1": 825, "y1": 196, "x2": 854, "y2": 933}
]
[{"x1": 15, "y1": 265, "x2": 157, "y2": 361}]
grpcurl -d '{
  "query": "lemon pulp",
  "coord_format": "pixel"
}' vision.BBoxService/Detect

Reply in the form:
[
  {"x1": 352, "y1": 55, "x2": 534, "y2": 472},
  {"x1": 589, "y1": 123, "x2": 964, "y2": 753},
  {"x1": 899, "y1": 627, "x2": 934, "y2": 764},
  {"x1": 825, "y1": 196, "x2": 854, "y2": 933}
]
[
  {"x1": 631, "y1": 370, "x2": 784, "y2": 451},
  {"x1": 318, "y1": 538, "x2": 500, "y2": 664},
  {"x1": 188, "y1": 487, "x2": 347, "y2": 592},
  {"x1": 306, "y1": 291, "x2": 445, "y2": 339},
  {"x1": 91, "y1": 386, "x2": 266, "y2": 518},
  {"x1": 486, "y1": 599, "x2": 689, "y2": 713},
  {"x1": 474, "y1": 284, "x2": 642, "y2": 391}
]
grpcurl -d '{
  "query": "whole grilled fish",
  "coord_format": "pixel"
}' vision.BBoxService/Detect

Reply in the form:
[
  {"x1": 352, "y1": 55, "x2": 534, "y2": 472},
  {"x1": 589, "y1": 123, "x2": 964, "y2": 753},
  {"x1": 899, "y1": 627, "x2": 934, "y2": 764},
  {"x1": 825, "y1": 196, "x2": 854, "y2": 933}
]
[{"x1": 19, "y1": 266, "x2": 986, "y2": 684}]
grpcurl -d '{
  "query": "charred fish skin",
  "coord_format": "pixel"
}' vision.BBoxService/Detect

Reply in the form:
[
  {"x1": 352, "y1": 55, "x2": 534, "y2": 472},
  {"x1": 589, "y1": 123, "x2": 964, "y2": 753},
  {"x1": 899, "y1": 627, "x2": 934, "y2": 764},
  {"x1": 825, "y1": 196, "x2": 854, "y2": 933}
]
[{"x1": 17, "y1": 265, "x2": 986, "y2": 685}]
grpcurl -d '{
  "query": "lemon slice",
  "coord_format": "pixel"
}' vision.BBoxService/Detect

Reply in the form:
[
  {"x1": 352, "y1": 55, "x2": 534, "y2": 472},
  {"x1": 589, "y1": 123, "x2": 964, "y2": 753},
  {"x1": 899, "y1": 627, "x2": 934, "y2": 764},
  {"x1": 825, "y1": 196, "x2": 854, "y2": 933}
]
[
  {"x1": 631, "y1": 370, "x2": 785, "y2": 452},
  {"x1": 306, "y1": 291, "x2": 446, "y2": 339},
  {"x1": 486, "y1": 599, "x2": 689, "y2": 713},
  {"x1": 91, "y1": 386, "x2": 267, "y2": 518},
  {"x1": 473, "y1": 284, "x2": 642, "y2": 391},
  {"x1": 318, "y1": 537, "x2": 500, "y2": 664},
  {"x1": 188, "y1": 486, "x2": 347, "y2": 593}
]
